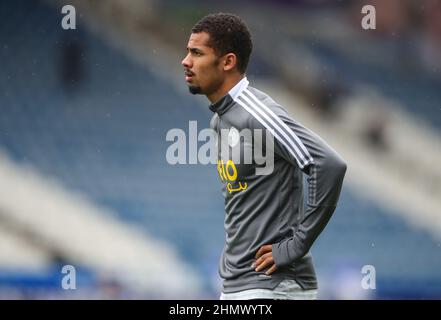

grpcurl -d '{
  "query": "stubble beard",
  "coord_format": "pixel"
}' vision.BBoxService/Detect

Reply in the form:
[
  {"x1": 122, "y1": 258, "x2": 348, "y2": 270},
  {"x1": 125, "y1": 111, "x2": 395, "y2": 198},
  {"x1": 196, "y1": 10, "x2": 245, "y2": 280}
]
[{"x1": 188, "y1": 85, "x2": 202, "y2": 95}]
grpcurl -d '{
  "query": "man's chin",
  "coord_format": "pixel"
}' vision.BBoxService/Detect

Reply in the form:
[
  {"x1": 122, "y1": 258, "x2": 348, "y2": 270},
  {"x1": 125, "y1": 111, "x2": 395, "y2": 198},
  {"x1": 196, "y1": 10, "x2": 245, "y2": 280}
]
[{"x1": 188, "y1": 85, "x2": 202, "y2": 95}]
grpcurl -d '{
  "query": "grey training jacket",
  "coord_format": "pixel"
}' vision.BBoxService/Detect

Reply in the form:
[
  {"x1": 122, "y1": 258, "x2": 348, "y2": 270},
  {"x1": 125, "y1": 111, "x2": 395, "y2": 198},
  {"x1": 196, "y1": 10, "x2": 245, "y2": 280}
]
[{"x1": 208, "y1": 77, "x2": 347, "y2": 293}]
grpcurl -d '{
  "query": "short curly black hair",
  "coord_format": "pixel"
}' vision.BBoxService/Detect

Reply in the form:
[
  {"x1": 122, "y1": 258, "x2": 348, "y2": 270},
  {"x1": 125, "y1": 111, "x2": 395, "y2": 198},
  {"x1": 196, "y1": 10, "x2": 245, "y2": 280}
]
[{"x1": 191, "y1": 13, "x2": 252, "y2": 74}]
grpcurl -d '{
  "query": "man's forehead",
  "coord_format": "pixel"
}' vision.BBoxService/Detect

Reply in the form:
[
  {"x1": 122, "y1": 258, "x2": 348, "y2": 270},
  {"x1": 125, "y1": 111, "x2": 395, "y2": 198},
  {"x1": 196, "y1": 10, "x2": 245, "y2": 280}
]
[{"x1": 188, "y1": 32, "x2": 211, "y2": 48}]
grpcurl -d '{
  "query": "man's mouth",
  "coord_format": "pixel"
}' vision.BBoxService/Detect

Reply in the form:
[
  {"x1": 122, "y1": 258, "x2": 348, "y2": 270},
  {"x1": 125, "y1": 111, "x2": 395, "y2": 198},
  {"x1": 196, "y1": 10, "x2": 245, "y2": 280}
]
[{"x1": 185, "y1": 71, "x2": 194, "y2": 82}]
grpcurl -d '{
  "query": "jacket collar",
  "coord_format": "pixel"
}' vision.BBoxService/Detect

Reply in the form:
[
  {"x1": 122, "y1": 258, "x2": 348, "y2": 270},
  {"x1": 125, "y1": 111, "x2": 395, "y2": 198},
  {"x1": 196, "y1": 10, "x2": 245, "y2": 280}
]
[{"x1": 209, "y1": 77, "x2": 249, "y2": 115}]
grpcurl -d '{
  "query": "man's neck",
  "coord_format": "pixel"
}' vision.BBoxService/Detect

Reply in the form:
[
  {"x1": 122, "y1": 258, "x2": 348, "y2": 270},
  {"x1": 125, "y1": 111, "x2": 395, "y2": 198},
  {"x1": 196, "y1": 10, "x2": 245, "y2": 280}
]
[{"x1": 207, "y1": 74, "x2": 244, "y2": 104}]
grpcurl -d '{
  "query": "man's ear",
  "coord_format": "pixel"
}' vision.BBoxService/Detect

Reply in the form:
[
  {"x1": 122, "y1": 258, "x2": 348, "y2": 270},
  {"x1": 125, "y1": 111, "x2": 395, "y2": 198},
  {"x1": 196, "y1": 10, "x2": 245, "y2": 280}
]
[{"x1": 223, "y1": 53, "x2": 237, "y2": 71}]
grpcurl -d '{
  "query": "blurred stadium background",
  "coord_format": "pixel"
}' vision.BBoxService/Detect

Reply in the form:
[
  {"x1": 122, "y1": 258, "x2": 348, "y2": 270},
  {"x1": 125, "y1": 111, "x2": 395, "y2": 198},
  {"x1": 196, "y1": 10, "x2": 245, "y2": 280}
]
[{"x1": 0, "y1": 0, "x2": 440, "y2": 299}]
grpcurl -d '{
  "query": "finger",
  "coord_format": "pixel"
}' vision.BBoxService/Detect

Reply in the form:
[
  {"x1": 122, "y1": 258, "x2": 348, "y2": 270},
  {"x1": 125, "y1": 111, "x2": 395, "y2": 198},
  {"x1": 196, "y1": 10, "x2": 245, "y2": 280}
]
[
  {"x1": 255, "y1": 259, "x2": 272, "y2": 272},
  {"x1": 255, "y1": 254, "x2": 274, "y2": 272},
  {"x1": 255, "y1": 247, "x2": 265, "y2": 259},
  {"x1": 265, "y1": 264, "x2": 277, "y2": 275},
  {"x1": 253, "y1": 253, "x2": 269, "y2": 267},
  {"x1": 255, "y1": 244, "x2": 271, "y2": 259}
]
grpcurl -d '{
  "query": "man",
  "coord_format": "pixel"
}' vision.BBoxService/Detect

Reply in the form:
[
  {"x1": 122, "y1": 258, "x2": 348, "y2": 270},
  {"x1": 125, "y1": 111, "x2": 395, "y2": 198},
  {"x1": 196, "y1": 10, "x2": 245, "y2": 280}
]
[{"x1": 181, "y1": 13, "x2": 347, "y2": 300}]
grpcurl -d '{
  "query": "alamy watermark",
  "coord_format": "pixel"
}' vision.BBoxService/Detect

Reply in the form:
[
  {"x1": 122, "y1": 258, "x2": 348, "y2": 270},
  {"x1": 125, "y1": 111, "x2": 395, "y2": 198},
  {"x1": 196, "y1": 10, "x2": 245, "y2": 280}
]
[
  {"x1": 361, "y1": 264, "x2": 376, "y2": 290},
  {"x1": 166, "y1": 121, "x2": 275, "y2": 176},
  {"x1": 61, "y1": 5, "x2": 76, "y2": 30},
  {"x1": 361, "y1": 5, "x2": 376, "y2": 30},
  {"x1": 61, "y1": 264, "x2": 76, "y2": 290}
]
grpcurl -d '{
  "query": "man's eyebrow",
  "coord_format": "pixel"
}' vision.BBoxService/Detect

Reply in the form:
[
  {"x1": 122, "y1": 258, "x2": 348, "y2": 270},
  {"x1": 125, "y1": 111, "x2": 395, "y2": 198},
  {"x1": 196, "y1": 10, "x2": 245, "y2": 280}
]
[{"x1": 187, "y1": 47, "x2": 203, "y2": 54}]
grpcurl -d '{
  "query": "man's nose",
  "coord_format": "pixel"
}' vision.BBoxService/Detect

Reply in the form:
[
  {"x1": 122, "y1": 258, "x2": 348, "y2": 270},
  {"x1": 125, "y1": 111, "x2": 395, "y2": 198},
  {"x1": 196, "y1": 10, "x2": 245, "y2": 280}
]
[{"x1": 181, "y1": 53, "x2": 192, "y2": 68}]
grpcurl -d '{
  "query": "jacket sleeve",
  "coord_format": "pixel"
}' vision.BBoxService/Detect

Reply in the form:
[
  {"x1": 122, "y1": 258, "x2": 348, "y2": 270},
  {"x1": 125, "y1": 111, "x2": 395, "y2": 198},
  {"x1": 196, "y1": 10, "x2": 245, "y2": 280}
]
[{"x1": 270, "y1": 111, "x2": 347, "y2": 268}]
